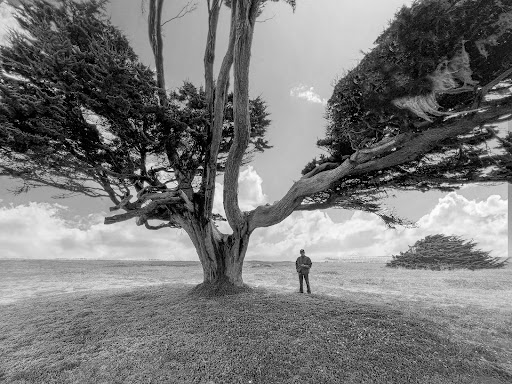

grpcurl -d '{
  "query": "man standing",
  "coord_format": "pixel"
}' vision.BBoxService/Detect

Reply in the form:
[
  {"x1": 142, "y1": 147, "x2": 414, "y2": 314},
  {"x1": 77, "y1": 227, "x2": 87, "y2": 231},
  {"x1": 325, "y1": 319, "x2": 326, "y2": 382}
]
[{"x1": 295, "y1": 249, "x2": 312, "y2": 294}]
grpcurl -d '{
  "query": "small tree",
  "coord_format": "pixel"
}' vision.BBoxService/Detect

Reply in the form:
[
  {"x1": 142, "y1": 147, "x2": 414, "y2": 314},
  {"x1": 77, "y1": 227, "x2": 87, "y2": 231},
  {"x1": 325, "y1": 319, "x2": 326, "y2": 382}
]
[
  {"x1": 386, "y1": 234, "x2": 508, "y2": 270},
  {"x1": 1, "y1": 0, "x2": 511, "y2": 291}
]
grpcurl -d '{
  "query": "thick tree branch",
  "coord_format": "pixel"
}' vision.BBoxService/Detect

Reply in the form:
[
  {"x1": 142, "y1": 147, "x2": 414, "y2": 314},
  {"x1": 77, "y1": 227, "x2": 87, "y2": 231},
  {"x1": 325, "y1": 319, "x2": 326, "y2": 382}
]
[
  {"x1": 145, "y1": 222, "x2": 172, "y2": 230},
  {"x1": 202, "y1": 0, "x2": 237, "y2": 219},
  {"x1": 350, "y1": 135, "x2": 407, "y2": 163},
  {"x1": 248, "y1": 159, "x2": 356, "y2": 230},
  {"x1": 248, "y1": 100, "x2": 511, "y2": 231},
  {"x1": 109, "y1": 193, "x2": 133, "y2": 211},
  {"x1": 204, "y1": 0, "x2": 222, "y2": 111},
  {"x1": 294, "y1": 203, "x2": 333, "y2": 211},
  {"x1": 353, "y1": 103, "x2": 512, "y2": 175},
  {"x1": 302, "y1": 162, "x2": 339, "y2": 178},
  {"x1": 223, "y1": 0, "x2": 261, "y2": 228},
  {"x1": 472, "y1": 67, "x2": 512, "y2": 108},
  {"x1": 148, "y1": 0, "x2": 167, "y2": 107},
  {"x1": 104, "y1": 195, "x2": 181, "y2": 225},
  {"x1": 104, "y1": 183, "x2": 203, "y2": 225},
  {"x1": 247, "y1": 133, "x2": 407, "y2": 230},
  {"x1": 97, "y1": 176, "x2": 122, "y2": 206},
  {"x1": 302, "y1": 135, "x2": 406, "y2": 179}
]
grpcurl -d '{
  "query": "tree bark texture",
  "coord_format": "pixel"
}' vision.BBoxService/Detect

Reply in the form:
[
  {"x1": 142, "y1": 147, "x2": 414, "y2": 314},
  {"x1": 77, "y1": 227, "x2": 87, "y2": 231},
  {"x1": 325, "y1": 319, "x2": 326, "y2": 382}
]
[
  {"x1": 177, "y1": 215, "x2": 251, "y2": 286},
  {"x1": 223, "y1": 0, "x2": 260, "y2": 228},
  {"x1": 202, "y1": 0, "x2": 237, "y2": 219},
  {"x1": 148, "y1": 0, "x2": 166, "y2": 107}
]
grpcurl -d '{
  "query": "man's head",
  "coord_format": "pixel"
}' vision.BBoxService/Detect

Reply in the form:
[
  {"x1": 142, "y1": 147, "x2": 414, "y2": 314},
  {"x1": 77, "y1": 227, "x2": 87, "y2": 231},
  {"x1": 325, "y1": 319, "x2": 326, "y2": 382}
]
[{"x1": 300, "y1": 249, "x2": 305, "y2": 256}]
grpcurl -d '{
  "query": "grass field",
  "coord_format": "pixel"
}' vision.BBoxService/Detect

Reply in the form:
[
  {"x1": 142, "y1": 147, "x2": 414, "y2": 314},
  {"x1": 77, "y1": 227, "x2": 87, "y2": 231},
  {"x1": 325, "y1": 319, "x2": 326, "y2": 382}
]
[{"x1": 0, "y1": 259, "x2": 511, "y2": 383}]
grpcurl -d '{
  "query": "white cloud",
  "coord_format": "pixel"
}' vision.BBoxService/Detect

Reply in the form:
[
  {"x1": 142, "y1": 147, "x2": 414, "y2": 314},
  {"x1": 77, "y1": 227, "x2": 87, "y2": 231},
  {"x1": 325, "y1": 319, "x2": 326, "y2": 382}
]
[
  {"x1": 0, "y1": 166, "x2": 269, "y2": 260},
  {"x1": 247, "y1": 192, "x2": 507, "y2": 261},
  {"x1": 0, "y1": 174, "x2": 506, "y2": 262},
  {"x1": 238, "y1": 166, "x2": 268, "y2": 210},
  {"x1": 414, "y1": 192, "x2": 507, "y2": 257},
  {"x1": 248, "y1": 210, "x2": 392, "y2": 261},
  {"x1": 0, "y1": 202, "x2": 196, "y2": 260},
  {"x1": 290, "y1": 84, "x2": 327, "y2": 105},
  {"x1": 212, "y1": 165, "x2": 268, "y2": 232}
]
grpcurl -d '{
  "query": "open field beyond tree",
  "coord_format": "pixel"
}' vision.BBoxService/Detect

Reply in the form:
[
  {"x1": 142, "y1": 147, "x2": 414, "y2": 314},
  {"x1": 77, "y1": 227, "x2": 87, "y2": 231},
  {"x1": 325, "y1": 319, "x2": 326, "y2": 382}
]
[{"x1": 0, "y1": 259, "x2": 511, "y2": 383}]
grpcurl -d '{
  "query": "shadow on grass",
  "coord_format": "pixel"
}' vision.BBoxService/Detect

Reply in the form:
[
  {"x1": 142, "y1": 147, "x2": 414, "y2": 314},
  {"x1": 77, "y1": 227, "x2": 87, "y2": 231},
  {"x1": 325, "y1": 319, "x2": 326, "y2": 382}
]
[{"x1": 0, "y1": 284, "x2": 510, "y2": 384}]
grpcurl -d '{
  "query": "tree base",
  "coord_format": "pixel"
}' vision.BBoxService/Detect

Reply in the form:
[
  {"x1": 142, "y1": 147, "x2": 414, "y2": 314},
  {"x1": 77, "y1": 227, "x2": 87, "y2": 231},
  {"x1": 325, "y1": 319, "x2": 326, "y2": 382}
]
[{"x1": 189, "y1": 276, "x2": 253, "y2": 297}]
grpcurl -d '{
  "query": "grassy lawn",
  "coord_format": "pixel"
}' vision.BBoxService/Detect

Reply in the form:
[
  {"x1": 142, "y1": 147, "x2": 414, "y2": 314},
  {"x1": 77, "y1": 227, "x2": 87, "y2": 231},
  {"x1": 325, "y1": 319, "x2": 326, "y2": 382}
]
[{"x1": 0, "y1": 260, "x2": 511, "y2": 383}]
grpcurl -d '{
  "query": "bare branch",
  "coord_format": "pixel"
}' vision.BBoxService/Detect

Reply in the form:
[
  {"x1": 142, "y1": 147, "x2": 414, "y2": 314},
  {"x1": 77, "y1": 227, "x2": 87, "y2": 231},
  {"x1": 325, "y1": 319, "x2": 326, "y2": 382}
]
[
  {"x1": 161, "y1": 1, "x2": 198, "y2": 27},
  {"x1": 256, "y1": 14, "x2": 275, "y2": 23}
]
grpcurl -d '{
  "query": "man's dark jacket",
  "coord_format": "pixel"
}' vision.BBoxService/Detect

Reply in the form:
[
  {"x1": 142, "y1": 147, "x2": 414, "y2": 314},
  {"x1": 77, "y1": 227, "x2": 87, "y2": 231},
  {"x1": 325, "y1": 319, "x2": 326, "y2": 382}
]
[{"x1": 296, "y1": 255, "x2": 312, "y2": 274}]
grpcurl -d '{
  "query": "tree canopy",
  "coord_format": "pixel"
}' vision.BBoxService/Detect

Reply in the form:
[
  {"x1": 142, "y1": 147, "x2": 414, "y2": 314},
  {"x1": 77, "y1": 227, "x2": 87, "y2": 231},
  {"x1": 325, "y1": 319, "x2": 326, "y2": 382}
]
[
  {"x1": 0, "y1": 0, "x2": 510, "y2": 287},
  {"x1": 0, "y1": 0, "x2": 270, "y2": 205},
  {"x1": 302, "y1": 0, "x2": 511, "y2": 220}
]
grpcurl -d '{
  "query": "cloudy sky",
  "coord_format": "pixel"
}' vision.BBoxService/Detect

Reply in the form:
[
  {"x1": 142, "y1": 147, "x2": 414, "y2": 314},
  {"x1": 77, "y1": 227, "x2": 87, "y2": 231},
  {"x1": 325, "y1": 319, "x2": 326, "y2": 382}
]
[{"x1": 0, "y1": 0, "x2": 509, "y2": 261}]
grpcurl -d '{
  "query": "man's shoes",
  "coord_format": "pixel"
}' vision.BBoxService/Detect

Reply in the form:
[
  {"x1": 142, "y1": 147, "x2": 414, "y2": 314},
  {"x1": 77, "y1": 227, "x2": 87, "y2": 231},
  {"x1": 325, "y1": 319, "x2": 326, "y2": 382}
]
[
  {"x1": 307, "y1": 291, "x2": 311, "y2": 294},
  {"x1": 299, "y1": 291, "x2": 303, "y2": 293}
]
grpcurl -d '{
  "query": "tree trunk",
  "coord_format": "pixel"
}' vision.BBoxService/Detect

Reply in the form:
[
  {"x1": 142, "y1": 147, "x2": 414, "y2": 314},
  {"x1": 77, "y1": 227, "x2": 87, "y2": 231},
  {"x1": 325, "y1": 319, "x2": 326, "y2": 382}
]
[{"x1": 179, "y1": 215, "x2": 251, "y2": 289}]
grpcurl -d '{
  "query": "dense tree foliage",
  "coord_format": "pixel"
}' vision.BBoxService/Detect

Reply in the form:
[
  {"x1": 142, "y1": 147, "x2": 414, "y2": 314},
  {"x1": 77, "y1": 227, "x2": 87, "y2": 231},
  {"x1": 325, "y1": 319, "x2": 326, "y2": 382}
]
[
  {"x1": 323, "y1": 0, "x2": 512, "y2": 150},
  {"x1": 301, "y1": 0, "x2": 511, "y2": 219},
  {"x1": 386, "y1": 234, "x2": 508, "y2": 270},
  {"x1": 0, "y1": 0, "x2": 270, "y2": 200}
]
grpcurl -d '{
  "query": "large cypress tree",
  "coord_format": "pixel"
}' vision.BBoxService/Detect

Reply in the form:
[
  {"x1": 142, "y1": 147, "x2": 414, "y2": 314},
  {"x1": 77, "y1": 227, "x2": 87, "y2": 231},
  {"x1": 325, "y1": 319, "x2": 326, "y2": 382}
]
[{"x1": 1, "y1": 0, "x2": 510, "y2": 290}]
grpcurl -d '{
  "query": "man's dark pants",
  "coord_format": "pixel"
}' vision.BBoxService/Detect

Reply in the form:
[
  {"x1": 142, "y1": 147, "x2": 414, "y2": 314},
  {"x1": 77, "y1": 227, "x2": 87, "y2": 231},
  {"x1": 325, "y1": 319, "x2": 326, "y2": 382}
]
[{"x1": 298, "y1": 272, "x2": 311, "y2": 293}]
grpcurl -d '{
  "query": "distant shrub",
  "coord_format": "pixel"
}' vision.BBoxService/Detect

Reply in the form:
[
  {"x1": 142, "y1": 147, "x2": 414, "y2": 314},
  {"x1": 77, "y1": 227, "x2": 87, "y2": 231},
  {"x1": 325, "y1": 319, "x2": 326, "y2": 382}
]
[
  {"x1": 250, "y1": 263, "x2": 273, "y2": 268},
  {"x1": 386, "y1": 234, "x2": 508, "y2": 270}
]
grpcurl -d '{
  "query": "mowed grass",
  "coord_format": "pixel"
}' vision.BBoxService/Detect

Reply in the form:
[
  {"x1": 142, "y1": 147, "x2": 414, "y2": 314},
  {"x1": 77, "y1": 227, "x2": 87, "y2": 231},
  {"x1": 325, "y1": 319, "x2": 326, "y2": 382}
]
[{"x1": 0, "y1": 260, "x2": 511, "y2": 383}]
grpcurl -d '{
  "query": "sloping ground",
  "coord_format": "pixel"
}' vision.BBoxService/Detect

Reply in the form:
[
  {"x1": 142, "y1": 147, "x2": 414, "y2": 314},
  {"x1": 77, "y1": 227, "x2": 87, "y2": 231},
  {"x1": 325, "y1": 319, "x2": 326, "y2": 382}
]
[{"x1": 0, "y1": 285, "x2": 510, "y2": 384}]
